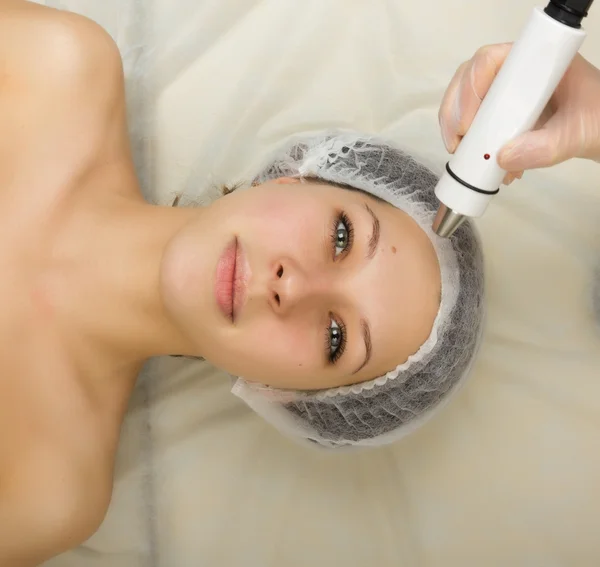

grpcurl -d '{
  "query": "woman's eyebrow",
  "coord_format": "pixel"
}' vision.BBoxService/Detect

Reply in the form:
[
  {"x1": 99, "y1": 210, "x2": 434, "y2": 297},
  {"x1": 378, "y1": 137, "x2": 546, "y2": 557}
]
[
  {"x1": 352, "y1": 319, "x2": 372, "y2": 375},
  {"x1": 365, "y1": 203, "x2": 380, "y2": 259},
  {"x1": 346, "y1": 203, "x2": 378, "y2": 375}
]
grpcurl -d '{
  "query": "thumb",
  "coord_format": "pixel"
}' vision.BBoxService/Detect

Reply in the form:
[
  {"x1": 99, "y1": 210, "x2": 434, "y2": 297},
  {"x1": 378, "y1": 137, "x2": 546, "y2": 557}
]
[{"x1": 497, "y1": 122, "x2": 564, "y2": 172}]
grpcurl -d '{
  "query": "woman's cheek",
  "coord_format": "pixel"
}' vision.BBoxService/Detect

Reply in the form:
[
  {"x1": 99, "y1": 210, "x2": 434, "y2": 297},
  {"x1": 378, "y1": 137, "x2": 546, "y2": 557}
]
[
  {"x1": 240, "y1": 319, "x2": 318, "y2": 369},
  {"x1": 247, "y1": 203, "x2": 323, "y2": 251}
]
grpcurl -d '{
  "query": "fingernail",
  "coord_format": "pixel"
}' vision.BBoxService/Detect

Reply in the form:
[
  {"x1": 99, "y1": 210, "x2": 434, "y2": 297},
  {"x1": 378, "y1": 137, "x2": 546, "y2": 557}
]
[{"x1": 503, "y1": 173, "x2": 515, "y2": 185}]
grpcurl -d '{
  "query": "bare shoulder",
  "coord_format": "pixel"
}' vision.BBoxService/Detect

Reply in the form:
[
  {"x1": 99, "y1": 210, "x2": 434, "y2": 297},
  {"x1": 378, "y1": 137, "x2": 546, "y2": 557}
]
[
  {"x1": 0, "y1": 1, "x2": 130, "y2": 182},
  {"x1": 0, "y1": 443, "x2": 113, "y2": 566},
  {"x1": 1, "y1": 0, "x2": 124, "y2": 112}
]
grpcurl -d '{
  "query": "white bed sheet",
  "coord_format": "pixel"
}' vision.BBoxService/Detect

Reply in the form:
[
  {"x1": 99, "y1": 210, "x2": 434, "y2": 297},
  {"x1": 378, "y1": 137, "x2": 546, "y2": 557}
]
[{"x1": 37, "y1": 0, "x2": 600, "y2": 565}]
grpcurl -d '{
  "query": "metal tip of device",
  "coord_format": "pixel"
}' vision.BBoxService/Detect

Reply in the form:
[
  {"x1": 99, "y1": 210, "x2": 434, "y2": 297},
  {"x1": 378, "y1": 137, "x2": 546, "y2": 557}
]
[{"x1": 432, "y1": 204, "x2": 467, "y2": 238}]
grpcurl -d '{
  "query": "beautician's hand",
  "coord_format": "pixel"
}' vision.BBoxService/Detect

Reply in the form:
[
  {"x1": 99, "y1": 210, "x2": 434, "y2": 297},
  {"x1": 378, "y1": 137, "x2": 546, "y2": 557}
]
[{"x1": 438, "y1": 43, "x2": 600, "y2": 184}]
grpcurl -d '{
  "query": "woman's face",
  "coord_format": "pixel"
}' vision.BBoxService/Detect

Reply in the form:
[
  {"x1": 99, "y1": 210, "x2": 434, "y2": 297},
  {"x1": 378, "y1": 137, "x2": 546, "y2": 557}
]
[{"x1": 160, "y1": 178, "x2": 441, "y2": 390}]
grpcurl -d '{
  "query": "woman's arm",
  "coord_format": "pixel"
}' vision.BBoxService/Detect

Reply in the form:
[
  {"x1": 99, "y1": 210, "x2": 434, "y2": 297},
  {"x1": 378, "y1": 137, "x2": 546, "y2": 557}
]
[
  {"x1": 0, "y1": 450, "x2": 111, "y2": 567},
  {"x1": 1, "y1": 480, "x2": 86, "y2": 567}
]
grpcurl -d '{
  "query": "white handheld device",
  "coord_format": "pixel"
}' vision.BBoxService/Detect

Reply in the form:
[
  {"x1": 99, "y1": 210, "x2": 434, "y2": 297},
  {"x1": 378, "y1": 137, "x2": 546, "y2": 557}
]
[{"x1": 433, "y1": 0, "x2": 594, "y2": 238}]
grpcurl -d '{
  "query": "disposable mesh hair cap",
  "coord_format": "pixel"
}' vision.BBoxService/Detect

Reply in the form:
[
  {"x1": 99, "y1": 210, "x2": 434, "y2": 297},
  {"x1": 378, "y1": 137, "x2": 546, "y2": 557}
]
[{"x1": 231, "y1": 130, "x2": 486, "y2": 450}]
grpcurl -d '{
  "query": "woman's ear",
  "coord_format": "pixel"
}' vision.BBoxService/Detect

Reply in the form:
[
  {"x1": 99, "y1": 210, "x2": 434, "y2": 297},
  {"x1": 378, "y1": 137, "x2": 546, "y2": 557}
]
[{"x1": 273, "y1": 177, "x2": 301, "y2": 185}]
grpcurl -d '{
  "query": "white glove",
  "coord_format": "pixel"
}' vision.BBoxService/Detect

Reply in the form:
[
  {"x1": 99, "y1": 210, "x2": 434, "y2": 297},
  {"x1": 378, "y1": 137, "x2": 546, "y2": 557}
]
[{"x1": 438, "y1": 43, "x2": 600, "y2": 184}]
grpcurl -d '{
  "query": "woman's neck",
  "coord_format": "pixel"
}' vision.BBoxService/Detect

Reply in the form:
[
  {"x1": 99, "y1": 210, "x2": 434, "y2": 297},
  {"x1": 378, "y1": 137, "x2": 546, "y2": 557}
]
[{"x1": 49, "y1": 192, "x2": 205, "y2": 374}]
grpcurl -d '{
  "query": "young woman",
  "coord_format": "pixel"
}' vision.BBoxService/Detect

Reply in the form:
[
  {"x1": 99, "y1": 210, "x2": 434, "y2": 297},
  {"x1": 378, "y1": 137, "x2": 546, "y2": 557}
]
[{"x1": 0, "y1": 1, "x2": 485, "y2": 565}]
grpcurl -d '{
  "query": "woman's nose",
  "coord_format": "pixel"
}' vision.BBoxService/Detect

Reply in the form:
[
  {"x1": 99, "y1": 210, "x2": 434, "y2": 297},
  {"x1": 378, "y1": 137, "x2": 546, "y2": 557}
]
[{"x1": 269, "y1": 259, "x2": 329, "y2": 314}]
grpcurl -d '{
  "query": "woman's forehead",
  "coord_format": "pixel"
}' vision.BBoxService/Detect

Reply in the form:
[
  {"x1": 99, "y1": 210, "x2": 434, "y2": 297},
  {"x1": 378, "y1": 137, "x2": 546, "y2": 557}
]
[{"x1": 350, "y1": 203, "x2": 441, "y2": 381}]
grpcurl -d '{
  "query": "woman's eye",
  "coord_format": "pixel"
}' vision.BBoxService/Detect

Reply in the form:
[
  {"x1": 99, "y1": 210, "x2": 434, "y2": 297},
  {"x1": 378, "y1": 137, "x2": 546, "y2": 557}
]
[
  {"x1": 334, "y1": 221, "x2": 349, "y2": 256},
  {"x1": 330, "y1": 320, "x2": 342, "y2": 352},
  {"x1": 328, "y1": 319, "x2": 345, "y2": 363},
  {"x1": 330, "y1": 212, "x2": 353, "y2": 259}
]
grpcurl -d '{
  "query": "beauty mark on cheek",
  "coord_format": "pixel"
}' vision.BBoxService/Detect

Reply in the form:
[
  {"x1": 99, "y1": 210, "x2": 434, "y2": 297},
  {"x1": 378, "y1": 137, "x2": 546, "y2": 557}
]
[{"x1": 391, "y1": 246, "x2": 397, "y2": 254}]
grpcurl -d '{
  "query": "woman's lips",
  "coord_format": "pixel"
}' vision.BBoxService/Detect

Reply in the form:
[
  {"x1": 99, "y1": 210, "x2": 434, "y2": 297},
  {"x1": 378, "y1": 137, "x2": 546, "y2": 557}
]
[{"x1": 215, "y1": 237, "x2": 250, "y2": 322}]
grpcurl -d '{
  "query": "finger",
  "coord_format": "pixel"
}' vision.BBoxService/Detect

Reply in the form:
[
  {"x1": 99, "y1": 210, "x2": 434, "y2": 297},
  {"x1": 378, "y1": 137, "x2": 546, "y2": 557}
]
[
  {"x1": 439, "y1": 61, "x2": 469, "y2": 153},
  {"x1": 497, "y1": 104, "x2": 555, "y2": 177},
  {"x1": 536, "y1": 101, "x2": 556, "y2": 129},
  {"x1": 455, "y1": 43, "x2": 514, "y2": 138},
  {"x1": 503, "y1": 172, "x2": 516, "y2": 185},
  {"x1": 502, "y1": 171, "x2": 523, "y2": 185},
  {"x1": 498, "y1": 114, "x2": 563, "y2": 171},
  {"x1": 439, "y1": 43, "x2": 514, "y2": 153}
]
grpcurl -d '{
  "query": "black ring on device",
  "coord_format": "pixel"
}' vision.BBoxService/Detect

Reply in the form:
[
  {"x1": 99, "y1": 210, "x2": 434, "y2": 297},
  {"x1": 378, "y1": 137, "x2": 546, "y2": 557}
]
[{"x1": 445, "y1": 162, "x2": 500, "y2": 196}]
